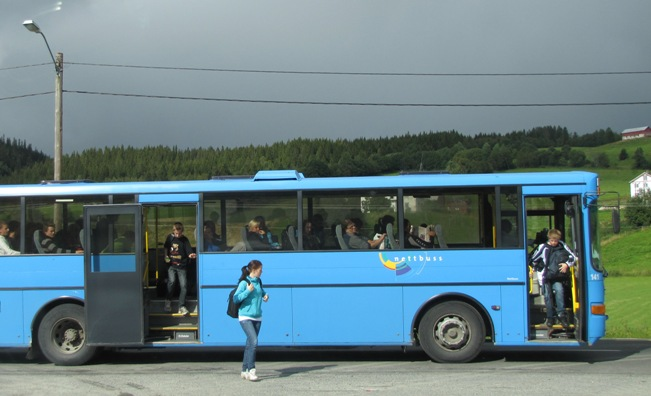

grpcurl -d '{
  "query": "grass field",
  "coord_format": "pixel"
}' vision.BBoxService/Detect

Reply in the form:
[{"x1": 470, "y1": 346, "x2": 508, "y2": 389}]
[
  {"x1": 600, "y1": 225, "x2": 650, "y2": 338},
  {"x1": 604, "y1": 276, "x2": 651, "y2": 338}
]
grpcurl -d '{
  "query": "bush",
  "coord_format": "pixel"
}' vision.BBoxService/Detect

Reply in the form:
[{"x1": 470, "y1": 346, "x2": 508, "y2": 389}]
[{"x1": 625, "y1": 192, "x2": 651, "y2": 227}]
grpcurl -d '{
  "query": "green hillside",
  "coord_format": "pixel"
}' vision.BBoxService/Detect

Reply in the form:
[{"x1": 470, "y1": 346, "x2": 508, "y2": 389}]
[
  {"x1": 581, "y1": 138, "x2": 651, "y2": 196},
  {"x1": 603, "y1": 227, "x2": 651, "y2": 338}
]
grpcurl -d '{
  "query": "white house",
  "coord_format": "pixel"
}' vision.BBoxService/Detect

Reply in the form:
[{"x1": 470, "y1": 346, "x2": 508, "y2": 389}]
[{"x1": 630, "y1": 171, "x2": 651, "y2": 197}]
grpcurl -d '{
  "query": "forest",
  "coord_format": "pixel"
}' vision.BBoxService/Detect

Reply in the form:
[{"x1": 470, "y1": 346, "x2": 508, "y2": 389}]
[{"x1": 0, "y1": 125, "x2": 626, "y2": 184}]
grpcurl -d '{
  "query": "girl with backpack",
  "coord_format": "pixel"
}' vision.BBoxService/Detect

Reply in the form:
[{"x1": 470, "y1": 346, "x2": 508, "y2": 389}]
[{"x1": 233, "y1": 260, "x2": 269, "y2": 381}]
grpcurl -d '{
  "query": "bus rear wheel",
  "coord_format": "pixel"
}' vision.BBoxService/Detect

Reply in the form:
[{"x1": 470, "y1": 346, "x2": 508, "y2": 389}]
[
  {"x1": 418, "y1": 301, "x2": 485, "y2": 363},
  {"x1": 37, "y1": 304, "x2": 97, "y2": 366}
]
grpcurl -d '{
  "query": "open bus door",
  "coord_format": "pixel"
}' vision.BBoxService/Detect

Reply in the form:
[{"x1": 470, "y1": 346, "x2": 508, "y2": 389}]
[
  {"x1": 83, "y1": 204, "x2": 145, "y2": 346},
  {"x1": 524, "y1": 193, "x2": 583, "y2": 341}
]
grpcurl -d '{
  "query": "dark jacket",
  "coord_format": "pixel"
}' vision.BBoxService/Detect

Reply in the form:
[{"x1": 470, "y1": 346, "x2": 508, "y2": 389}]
[{"x1": 164, "y1": 234, "x2": 194, "y2": 269}]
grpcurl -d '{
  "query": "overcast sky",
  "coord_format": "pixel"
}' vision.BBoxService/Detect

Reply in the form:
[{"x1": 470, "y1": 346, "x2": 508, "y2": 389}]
[{"x1": 1, "y1": 0, "x2": 650, "y2": 156}]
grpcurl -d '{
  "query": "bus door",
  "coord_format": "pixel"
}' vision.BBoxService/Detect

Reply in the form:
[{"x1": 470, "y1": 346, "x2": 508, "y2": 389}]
[
  {"x1": 523, "y1": 190, "x2": 583, "y2": 341},
  {"x1": 83, "y1": 204, "x2": 145, "y2": 346}
]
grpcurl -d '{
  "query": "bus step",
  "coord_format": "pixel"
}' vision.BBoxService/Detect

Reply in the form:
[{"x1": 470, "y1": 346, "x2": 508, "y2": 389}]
[
  {"x1": 531, "y1": 324, "x2": 576, "y2": 340},
  {"x1": 149, "y1": 325, "x2": 198, "y2": 331},
  {"x1": 148, "y1": 326, "x2": 198, "y2": 342},
  {"x1": 148, "y1": 299, "x2": 198, "y2": 315},
  {"x1": 149, "y1": 312, "x2": 198, "y2": 317}
]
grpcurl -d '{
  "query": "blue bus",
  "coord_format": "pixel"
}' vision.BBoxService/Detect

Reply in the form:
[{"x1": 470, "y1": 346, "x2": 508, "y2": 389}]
[{"x1": 0, "y1": 170, "x2": 610, "y2": 365}]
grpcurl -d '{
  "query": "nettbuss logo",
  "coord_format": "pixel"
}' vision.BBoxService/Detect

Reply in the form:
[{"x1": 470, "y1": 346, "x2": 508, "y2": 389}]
[{"x1": 378, "y1": 252, "x2": 443, "y2": 276}]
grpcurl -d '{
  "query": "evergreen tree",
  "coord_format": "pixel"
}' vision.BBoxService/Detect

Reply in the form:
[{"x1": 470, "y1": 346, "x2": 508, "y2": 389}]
[
  {"x1": 592, "y1": 153, "x2": 610, "y2": 168},
  {"x1": 632, "y1": 148, "x2": 650, "y2": 169}
]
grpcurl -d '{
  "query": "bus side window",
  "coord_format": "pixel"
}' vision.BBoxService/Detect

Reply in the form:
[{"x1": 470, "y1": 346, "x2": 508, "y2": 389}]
[{"x1": 0, "y1": 198, "x2": 21, "y2": 253}]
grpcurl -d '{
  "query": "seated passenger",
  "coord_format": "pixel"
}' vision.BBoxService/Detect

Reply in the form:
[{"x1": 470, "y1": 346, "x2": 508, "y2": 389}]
[
  {"x1": 254, "y1": 215, "x2": 280, "y2": 249},
  {"x1": 501, "y1": 219, "x2": 518, "y2": 247},
  {"x1": 0, "y1": 221, "x2": 20, "y2": 255},
  {"x1": 203, "y1": 220, "x2": 222, "y2": 251},
  {"x1": 403, "y1": 219, "x2": 436, "y2": 249},
  {"x1": 373, "y1": 215, "x2": 395, "y2": 249},
  {"x1": 342, "y1": 218, "x2": 385, "y2": 249},
  {"x1": 7, "y1": 220, "x2": 20, "y2": 251},
  {"x1": 302, "y1": 219, "x2": 321, "y2": 250},
  {"x1": 310, "y1": 214, "x2": 326, "y2": 249},
  {"x1": 41, "y1": 223, "x2": 81, "y2": 254},
  {"x1": 246, "y1": 219, "x2": 272, "y2": 251}
]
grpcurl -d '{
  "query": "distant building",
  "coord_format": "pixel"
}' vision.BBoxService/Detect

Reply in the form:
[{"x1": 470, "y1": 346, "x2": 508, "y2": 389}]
[
  {"x1": 630, "y1": 171, "x2": 651, "y2": 197},
  {"x1": 622, "y1": 126, "x2": 651, "y2": 140}
]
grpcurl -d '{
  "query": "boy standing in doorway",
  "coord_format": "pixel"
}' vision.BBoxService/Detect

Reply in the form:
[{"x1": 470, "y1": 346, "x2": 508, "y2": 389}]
[{"x1": 164, "y1": 222, "x2": 196, "y2": 315}]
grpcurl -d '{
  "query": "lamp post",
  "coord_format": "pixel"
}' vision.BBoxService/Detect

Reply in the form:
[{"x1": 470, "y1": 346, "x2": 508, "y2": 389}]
[{"x1": 23, "y1": 20, "x2": 63, "y2": 181}]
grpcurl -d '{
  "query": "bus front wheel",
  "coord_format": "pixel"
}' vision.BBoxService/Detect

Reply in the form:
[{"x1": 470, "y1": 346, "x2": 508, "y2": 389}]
[
  {"x1": 418, "y1": 301, "x2": 485, "y2": 363},
  {"x1": 37, "y1": 304, "x2": 97, "y2": 366}
]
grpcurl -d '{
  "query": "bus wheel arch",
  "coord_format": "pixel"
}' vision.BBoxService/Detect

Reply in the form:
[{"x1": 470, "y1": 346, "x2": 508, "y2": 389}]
[
  {"x1": 34, "y1": 301, "x2": 97, "y2": 366},
  {"x1": 414, "y1": 295, "x2": 492, "y2": 363}
]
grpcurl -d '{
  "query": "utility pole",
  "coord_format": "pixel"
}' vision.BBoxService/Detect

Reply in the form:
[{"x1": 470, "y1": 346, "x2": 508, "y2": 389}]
[
  {"x1": 54, "y1": 52, "x2": 63, "y2": 181},
  {"x1": 23, "y1": 20, "x2": 63, "y2": 181}
]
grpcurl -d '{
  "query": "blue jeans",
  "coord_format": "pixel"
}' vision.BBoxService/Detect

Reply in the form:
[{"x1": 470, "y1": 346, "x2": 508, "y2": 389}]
[
  {"x1": 166, "y1": 266, "x2": 187, "y2": 307},
  {"x1": 240, "y1": 320, "x2": 262, "y2": 371},
  {"x1": 543, "y1": 281, "x2": 566, "y2": 318}
]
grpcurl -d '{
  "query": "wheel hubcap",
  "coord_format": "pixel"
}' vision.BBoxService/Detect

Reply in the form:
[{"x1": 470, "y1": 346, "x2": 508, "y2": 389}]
[
  {"x1": 435, "y1": 316, "x2": 469, "y2": 350},
  {"x1": 63, "y1": 328, "x2": 79, "y2": 343},
  {"x1": 53, "y1": 318, "x2": 84, "y2": 354}
]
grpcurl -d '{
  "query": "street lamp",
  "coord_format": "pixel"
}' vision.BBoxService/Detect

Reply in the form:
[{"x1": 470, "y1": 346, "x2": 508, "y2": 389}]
[{"x1": 23, "y1": 19, "x2": 63, "y2": 181}]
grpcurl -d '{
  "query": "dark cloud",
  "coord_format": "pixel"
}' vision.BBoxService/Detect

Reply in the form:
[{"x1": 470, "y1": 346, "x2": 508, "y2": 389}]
[{"x1": 1, "y1": 1, "x2": 650, "y2": 156}]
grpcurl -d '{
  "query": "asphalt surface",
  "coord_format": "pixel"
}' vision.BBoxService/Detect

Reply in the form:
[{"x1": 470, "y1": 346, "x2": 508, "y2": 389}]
[{"x1": 1, "y1": 339, "x2": 649, "y2": 395}]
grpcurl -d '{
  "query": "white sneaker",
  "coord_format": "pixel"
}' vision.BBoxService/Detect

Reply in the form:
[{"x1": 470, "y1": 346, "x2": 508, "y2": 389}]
[
  {"x1": 248, "y1": 368, "x2": 258, "y2": 381},
  {"x1": 164, "y1": 300, "x2": 171, "y2": 312},
  {"x1": 240, "y1": 370, "x2": 249, "y2": 380},
  {"x1": 178, "y1": 306, "x2": 189, "y2": 315}
]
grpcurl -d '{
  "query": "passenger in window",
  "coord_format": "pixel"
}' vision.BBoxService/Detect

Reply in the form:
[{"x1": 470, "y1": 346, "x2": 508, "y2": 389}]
[
  {"x1": 41, "y1": 224, "x2": 82, "y2": 254},
  {"x1": 246, "y1": 219, "x2": 272, "y2": 251},
  {"x1": 64, "y1": 221, "x2": 82, "y2": 250},
  {"x1": 403, "y1": 219, "x2": 436, "y2": 249},
  {"x1": 310, "y1": 214, "x2": 326, "y2": 249},
  {"x1": 501, "y1": 219, "x2": 518, "y2": 247},
  {"x1": 0, "y1": 221, "x2": 20, "y2": 255},
  {"x1": 373, "y1": 215, "x2": 395, "y2": 249},
  {"x1": 164, "y1": 222, "x2": 197, "y2": 316},
  {"x1": 529, "y1": 228, "x2": 576, "y2": 329},
  {"x1": 254, "y1": 216, "x2": 280, "y2": 249},
  {"x1": 374, "y1": 215, "x2": 395, "y2": 235},
  {"x1": 302, "y1": 219, "x2": 321, "y2": 250},
  {"x1": 7, "y1": 220, "x2": 20, "y2": 251},
  {"x1": 203, "y1": 220, "x2": 222, "y2": 252},
  {"x1": 342, "y1": 218, "x2": 385, "y2": 249}
]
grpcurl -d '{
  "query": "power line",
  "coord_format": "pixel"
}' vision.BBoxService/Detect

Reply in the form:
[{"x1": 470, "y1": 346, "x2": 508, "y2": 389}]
[
  {"x1": 5, "y1": 61, "x2": 651, "y2": 76},
  {"x1": 0, "y1": 63, "x2": 51, "y2": 71},
  {"x1": 66, "y1": 62, "x2": 651, "y2": 77},
  {"x1": 65, "y1": 90, "x2": 651, "y2": 107},
  {"x1": 0, "y1": 92, "x2": 53, "y2": 101}
]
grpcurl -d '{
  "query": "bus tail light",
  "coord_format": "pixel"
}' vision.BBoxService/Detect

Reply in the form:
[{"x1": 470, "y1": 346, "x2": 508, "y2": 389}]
[{"x1": 591, "y1": 303, "x2": 606, "y2": 315}]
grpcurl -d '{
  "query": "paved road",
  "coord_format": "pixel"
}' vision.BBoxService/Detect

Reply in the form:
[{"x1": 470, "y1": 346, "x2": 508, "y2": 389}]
[{"x1": 1, "y1": 339, "x2": 650, "y2": 395}]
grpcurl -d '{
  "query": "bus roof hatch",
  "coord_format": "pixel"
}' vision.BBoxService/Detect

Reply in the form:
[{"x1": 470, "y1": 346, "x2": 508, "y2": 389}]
[{"x1": 253, "y1": 170, "x2": 304, "y2": 181}]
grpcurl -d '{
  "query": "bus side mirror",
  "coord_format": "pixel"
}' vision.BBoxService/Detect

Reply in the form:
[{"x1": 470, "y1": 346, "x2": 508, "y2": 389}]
[{"x1": 612, "y1": 209, "x2": 620, "y2": 234}]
